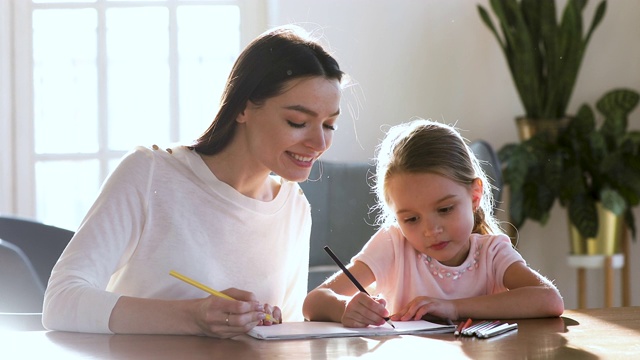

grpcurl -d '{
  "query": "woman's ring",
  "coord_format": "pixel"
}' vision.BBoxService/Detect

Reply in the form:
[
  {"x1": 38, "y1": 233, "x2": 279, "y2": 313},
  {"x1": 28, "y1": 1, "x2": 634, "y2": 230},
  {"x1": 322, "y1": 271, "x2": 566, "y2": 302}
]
[{"x1": 226, "y1": 313, "x2": 230, "y2": 326}]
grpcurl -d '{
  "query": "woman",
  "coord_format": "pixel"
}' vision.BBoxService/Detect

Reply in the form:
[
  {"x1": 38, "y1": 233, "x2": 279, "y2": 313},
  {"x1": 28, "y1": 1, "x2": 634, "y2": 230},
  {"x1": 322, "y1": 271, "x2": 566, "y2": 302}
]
[{"x1": 43, "y1": 25, "x2": 346, "y2": 338}]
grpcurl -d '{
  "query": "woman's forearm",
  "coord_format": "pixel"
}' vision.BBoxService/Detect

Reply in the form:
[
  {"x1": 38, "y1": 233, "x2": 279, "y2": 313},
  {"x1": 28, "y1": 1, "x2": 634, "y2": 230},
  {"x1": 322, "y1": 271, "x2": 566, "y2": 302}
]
[{"x1": 109, "y1": 296, "x2": 200, "y2": 335}]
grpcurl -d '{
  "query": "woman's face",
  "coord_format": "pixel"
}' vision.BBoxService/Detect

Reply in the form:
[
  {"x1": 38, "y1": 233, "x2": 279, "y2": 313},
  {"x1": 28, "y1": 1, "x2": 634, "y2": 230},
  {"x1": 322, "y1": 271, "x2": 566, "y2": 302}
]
[
  {"x1": 237, "y1": 76, "x2": 342, "y2": 182},
  {"x1": 386, "y1": 172, "x2": 482, "y2": 266}
]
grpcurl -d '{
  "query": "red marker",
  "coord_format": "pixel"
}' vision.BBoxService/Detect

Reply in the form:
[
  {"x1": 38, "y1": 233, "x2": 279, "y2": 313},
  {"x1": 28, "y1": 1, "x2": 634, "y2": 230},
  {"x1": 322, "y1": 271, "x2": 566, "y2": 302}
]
[{"x1": 455, "y1": 318, "x2": 473, "y2": 336}]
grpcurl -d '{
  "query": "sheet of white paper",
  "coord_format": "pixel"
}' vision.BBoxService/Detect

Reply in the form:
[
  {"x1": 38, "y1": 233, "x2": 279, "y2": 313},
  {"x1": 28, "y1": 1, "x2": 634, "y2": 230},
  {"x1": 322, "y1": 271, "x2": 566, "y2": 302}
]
[{"x1": 247, "y1": 320, "x2": 455, "y2": 340}]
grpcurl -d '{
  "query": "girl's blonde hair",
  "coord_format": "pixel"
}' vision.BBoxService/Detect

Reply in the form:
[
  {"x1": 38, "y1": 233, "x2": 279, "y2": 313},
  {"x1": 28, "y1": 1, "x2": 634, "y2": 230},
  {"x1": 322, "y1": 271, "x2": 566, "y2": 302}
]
[{"x1": 373, "y1": 119, "x2": 502, "y2": 235}]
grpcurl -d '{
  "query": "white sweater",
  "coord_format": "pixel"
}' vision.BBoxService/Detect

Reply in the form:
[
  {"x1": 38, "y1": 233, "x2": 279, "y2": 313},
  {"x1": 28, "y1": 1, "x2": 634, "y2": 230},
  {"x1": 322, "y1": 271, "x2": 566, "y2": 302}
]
[{"x1": 43, "y1": 145, "x2": 311, "y2": 333}]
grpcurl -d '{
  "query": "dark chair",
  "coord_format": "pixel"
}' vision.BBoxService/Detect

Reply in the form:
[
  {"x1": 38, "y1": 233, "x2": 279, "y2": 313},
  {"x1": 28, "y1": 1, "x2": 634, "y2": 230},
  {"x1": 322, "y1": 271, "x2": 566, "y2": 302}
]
[
  {"x1": 299, "y1": 161, "x2": 381, "y2": 291},
  {"x1": 0, "y1": 239, "x2": 45, "y2": 313},
  {"x1": 0, "y1": 216, "x2": 74, "y2": 288},
  {"x1": 469, "y1": 140, "x2": 503, "y2": 204}
]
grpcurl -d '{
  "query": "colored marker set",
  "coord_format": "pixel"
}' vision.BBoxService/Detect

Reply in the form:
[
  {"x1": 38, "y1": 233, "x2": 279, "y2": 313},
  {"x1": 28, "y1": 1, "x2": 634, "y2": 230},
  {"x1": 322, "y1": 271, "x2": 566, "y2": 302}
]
[{"x1": 454, "y1": 319, "x2": 518, "y2": 339}]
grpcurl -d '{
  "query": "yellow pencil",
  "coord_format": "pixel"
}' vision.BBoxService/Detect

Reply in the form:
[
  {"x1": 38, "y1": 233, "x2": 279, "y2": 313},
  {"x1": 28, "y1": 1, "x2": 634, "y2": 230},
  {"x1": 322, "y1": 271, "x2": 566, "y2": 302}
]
[{"x1": 169, "y1": 270, "x2": 277, "y2": 323}]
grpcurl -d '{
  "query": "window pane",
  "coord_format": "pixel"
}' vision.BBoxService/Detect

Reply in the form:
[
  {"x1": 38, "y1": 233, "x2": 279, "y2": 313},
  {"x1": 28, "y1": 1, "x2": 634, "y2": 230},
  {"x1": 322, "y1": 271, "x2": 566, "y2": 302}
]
[
  {"x1": 106, "y1": 7, "x2": 170, "y2": 151},
  {"x1": 26, "y1": 2, "x2": 244, "y2": 232},
  {"x1": 33, "y1": 9, "x2": 98, "y2": 154},
  {"x1": 177, "y1": 6, "x2": 240, "y2": 142},
  {"x1": 36, "y1": 160, "x2": 100, "y2": 231}
]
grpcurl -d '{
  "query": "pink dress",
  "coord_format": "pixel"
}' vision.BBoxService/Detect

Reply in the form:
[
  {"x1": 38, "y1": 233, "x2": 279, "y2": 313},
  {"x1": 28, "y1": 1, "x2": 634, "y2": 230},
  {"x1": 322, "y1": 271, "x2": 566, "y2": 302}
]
[{"x1": 352, "y1": 226, "x2": 525, "y2": 314}]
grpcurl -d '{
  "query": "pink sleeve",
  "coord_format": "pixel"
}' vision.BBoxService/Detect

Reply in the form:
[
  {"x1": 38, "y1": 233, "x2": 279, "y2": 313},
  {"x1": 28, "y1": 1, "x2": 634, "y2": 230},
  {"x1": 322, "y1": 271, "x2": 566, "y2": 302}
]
[
  {"x1": 485, "y1": 234, "x2": 525, "y2": 293},
  {"x1": 351, "y1": 227, "x2": 401, "y2": 288}
]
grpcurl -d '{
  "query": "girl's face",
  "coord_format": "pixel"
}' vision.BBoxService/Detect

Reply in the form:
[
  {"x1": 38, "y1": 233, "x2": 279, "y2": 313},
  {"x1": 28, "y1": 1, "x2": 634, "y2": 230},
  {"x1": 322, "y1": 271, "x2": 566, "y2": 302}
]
[
  {"x1": 237, "y1": 76, "x2": 341, "y2": 182},
  {"x1": 386, "y1": 172, "x2": 483, "y2": 267}
]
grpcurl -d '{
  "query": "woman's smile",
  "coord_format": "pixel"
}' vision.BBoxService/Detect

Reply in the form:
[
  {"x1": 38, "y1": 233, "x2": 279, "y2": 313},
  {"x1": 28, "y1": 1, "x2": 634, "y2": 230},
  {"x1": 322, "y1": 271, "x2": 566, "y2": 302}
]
[{"x1": 287, "y1": 151, "x2": 316, "y2": 168}]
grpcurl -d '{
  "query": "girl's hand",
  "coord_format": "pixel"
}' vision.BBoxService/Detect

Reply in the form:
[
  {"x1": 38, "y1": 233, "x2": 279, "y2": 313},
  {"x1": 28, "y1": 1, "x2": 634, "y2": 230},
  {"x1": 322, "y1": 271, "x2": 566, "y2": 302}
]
[
  {"x1": 390, "y1": 296, "x2": 457, "y2": 322},
  {"x1": 193, "y1": 288, "x2": 268, "y2": 338},
  {"x1": 341, "y1": 292, "x2": 390, "y2": 328}
]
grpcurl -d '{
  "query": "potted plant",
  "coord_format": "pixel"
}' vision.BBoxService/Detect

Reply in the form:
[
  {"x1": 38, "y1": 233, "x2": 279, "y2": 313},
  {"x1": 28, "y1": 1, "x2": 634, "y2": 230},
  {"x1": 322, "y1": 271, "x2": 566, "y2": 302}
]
[
  {"x1": 477, "y1": 0, "x2": 607, "y2": 139},
  {"x1": 498, "y1": 88, "x2": 640, "y2": 253}
]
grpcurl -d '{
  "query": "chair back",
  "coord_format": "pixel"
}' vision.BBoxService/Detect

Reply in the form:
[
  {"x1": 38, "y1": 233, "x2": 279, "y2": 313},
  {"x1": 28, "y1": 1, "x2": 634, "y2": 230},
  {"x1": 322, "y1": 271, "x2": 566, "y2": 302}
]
[
  {"x1": 0, "y1": 239, "x2": 45, "y2": 313},
  {"x1": 299, "y1": 161, "x2": 381, "y2": 291},
  {"x1": 0, "y1": 216, "x2": 74, "y2": 288}
]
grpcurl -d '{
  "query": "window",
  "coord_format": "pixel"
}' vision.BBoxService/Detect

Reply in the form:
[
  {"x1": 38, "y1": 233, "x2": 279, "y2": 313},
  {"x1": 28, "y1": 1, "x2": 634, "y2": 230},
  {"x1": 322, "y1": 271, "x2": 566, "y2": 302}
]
[{"x1": 4, "y1": 0, "x2": 263, "y2": 230}]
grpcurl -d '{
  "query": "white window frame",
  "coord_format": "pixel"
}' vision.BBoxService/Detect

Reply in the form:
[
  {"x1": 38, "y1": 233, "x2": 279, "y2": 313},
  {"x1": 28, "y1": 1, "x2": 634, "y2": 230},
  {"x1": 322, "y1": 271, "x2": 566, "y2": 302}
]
[
  {"x1": 1, "y1": 0, "x2": 266, "y2": 226},
  {"x1": 0, "y1": 0, "x2": 14, "y2": 214}
]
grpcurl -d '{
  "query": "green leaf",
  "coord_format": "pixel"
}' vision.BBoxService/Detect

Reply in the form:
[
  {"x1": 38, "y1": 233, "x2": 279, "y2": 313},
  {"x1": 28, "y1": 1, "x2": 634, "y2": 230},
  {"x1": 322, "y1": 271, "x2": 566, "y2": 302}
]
[
  {"x1": 568, "y1": 195, "x2": 598, "y2": 238},
  {"x1": 502, "y1": 144, "x2": 532, "y2": 188},
  {"x1": 570, "y1": 104, "x2": 596, "y2": 140},
  {"x1": 543, "y1": 151, "x2": 563, "y2": 193},
  {"x1": 559, "y1": 165, "x2": 585, "y2": 203},
  {"x1": 536, "y1": 183, "x2": 556, "y2": 217},
  {"x1": 587, "y1": 131, "x2": 606, "y2": 165},
  {"x1": 478, "y1": 5, "x2": 505, "y2": 49},
  {"x1": 597, "y1": 88, "x2": 639, "y2": 116},
  {"x1": 607, "y1": 156, "x2": 640, "y2": 207},
  {"x1": 491, "y1": 0, "x2": 542, "y2": 118},
  {"x1": 600, "y1": 188, "x2": 627, "y2": 216},
  {"x1": 585, "y1": 1, "x2": 607, "y2": 45},
  {"x1": 625, "y1": 131, "x2": 640, "y2": 148},
  {"x1": 598, "y1": 89, "x2": 640, "y2": 147},
  {"x1": 509, "y1": 187, "x2": 525, "y2": 228},
  {"x1": 497, "y1": 142, "x2": 519, "y2": 163}
]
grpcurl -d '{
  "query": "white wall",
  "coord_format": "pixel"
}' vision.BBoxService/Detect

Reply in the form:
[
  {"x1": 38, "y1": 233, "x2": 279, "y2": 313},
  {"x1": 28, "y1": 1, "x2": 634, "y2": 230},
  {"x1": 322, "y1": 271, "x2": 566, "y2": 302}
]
[{"x1": 267, "y1": 0, "x2": 640, "y2": 310}]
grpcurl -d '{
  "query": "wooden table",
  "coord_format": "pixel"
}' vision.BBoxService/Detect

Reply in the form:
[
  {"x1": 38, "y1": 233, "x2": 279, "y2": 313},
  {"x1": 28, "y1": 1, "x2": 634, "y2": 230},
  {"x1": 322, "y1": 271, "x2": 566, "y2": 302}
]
[{"x1": 1, "y1": 307, "x2": 639, "y2": 359}]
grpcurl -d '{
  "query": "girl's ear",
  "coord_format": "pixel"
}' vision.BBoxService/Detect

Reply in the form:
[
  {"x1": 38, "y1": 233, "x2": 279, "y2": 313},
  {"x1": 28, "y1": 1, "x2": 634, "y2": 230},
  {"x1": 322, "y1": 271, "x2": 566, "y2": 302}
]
[{"x1": 471, "y1": 178, "x2": 483, "y2": 210}]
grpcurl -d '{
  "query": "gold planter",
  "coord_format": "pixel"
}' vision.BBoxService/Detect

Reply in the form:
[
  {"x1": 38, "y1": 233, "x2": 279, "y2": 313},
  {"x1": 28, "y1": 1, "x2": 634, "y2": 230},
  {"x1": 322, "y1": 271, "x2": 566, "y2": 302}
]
[
  {"x1": 515, "y1": 117, "x2": 570, "y2": 142},
  {"x1": 569, "y1": 203, "x2": 623, "y2": 255}
]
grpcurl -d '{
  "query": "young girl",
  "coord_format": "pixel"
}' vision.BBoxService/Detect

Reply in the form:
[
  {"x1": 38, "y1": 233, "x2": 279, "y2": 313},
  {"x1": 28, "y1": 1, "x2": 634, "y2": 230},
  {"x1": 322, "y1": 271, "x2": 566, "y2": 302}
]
[{"x1": 303, "y1": 119, "x2": 564, "y2": 328}]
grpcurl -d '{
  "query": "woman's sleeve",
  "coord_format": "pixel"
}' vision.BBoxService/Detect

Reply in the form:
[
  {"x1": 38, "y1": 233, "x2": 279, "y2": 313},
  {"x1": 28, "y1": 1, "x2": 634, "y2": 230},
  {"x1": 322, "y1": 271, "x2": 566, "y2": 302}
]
[{"x1": 42, "y1": 147, "x2": 153, "y2": 333}]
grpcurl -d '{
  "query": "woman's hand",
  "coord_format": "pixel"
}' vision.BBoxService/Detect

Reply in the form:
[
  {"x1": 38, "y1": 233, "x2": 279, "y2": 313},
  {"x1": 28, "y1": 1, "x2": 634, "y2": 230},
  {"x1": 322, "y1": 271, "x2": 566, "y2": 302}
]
[
  {"x1": 193, "y1": 288, "x2": 268, "y2": 338},
  {"x1": 390, "y1": 296, "x2": 457, "y2": 322},
  {"x1": 258, "y1": 303, "x2": 282, "y2": 326},
  {"x1": 341, "y1": 292, "x2": 390, "y2": 328}
]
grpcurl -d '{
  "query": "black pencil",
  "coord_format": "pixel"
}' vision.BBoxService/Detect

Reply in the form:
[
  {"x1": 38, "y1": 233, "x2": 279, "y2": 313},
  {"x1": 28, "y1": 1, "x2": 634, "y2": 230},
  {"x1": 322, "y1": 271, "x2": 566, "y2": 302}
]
[{"x1": 323, "y1": 245, "x2": 395, "y2": 328}]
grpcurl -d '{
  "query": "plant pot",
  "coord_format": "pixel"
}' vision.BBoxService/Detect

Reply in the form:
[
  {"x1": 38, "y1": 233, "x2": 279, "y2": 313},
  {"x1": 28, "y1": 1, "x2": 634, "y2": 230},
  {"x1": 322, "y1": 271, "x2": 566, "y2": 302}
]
[
  {"x1": 569, "y1": 203, "x2": 623, "y2": 255},
  {"x1": 515, "y1": 117, "x2": 569, "y2": 142}
]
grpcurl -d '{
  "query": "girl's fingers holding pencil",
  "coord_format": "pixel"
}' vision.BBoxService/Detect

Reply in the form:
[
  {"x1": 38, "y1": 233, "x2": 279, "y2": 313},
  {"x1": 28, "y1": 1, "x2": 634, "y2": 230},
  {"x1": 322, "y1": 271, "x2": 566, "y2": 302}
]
[
  {"x1": 372, "y1": 295, "x2": 387, "y2": 308},
  {"x1": 342, "y1": 293, "x2": 389, "y2": 328}
]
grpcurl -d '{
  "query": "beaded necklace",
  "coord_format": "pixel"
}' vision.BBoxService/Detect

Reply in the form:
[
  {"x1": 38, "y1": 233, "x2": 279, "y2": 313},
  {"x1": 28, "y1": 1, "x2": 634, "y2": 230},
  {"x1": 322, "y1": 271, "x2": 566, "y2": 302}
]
[{"x1": 422, "y1": 243, "x2": 482, "y2": 280}]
